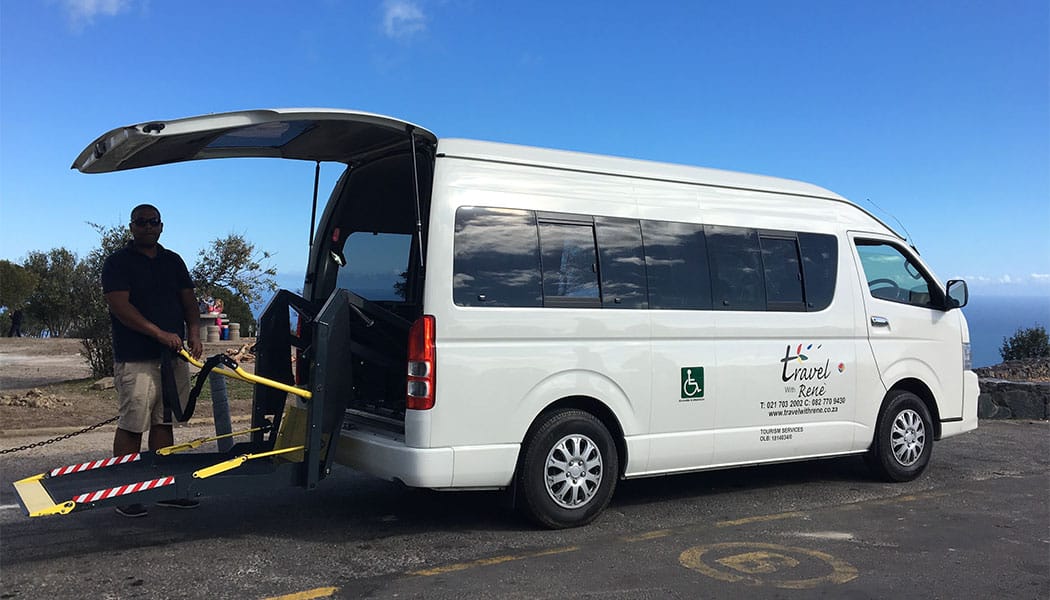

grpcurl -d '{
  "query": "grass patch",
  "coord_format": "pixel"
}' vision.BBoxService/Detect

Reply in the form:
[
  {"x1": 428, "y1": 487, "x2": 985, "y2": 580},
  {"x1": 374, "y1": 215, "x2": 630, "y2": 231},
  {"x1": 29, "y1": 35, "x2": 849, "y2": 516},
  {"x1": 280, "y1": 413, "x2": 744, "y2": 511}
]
[
  {"x1": 32, "y1": 375, "x2": 256, "y2": 403},
  {"x1": 194, "y1": 376, "x2": 256, "y2": 403},
  {"x1": 47, "y1": 378, "x2": 113, "y2": 399}
]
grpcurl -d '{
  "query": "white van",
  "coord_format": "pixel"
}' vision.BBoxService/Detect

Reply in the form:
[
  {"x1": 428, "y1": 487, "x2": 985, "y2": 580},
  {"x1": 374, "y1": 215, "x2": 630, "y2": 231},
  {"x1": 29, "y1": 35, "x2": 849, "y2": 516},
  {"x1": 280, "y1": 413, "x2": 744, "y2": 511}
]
[{"x1": 74, "y1": 109, "x2": 978, "y2": 528}]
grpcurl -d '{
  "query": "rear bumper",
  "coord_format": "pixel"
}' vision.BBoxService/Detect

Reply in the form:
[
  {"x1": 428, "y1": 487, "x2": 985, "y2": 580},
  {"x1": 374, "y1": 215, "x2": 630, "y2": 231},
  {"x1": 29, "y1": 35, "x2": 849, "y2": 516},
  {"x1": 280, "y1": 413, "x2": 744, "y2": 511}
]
[
  {"x1": 335, "y1": 429, "x2": 519, "y2": 489},
  {"x1": 941, "y1": 371, "x2": 980, "y2": 439}
]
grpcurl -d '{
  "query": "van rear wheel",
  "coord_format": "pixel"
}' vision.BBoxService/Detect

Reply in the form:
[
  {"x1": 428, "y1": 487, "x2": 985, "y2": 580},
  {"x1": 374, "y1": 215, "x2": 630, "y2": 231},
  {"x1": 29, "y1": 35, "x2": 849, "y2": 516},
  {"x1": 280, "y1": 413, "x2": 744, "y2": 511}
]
[
  {"x1": 518, "y1": 409, "x2": 618, "y2": 529},
  {"x1": 866, "y1": 390, "x2": 933, "y2": 482}
]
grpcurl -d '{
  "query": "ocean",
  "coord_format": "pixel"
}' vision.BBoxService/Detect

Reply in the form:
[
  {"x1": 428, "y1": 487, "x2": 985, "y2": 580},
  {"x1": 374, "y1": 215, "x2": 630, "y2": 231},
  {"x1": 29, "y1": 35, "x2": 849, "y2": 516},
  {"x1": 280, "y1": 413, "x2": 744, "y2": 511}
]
[{"x1": 963, "y1": 295, "x2": 1050, "y2": 367}]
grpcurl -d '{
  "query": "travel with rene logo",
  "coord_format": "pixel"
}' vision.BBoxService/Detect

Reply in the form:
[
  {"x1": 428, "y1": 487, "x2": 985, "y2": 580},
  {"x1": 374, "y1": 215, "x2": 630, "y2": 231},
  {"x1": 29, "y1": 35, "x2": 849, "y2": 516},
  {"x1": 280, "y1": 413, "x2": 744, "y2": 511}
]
[{"x1": 780, "y1": 343, "x2": 843, "y2": 383}]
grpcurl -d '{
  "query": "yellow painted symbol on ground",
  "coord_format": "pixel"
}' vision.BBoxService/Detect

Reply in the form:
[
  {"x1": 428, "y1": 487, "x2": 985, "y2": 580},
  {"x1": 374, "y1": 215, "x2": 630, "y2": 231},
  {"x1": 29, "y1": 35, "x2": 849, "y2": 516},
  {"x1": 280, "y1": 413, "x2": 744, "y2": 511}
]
[
  {"x1": 717, "y1": 551, "x2": 799, "y2": 575},
  {"x1": 680, "y1": 542, "x2": 858, "y2": 589}
]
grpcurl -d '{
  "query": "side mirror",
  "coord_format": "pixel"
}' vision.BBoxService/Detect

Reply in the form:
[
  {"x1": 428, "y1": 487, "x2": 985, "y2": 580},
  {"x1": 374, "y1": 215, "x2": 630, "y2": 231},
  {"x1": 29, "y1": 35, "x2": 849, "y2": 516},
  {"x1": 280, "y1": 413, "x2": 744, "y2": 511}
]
[{"x1": 945, "y1": 279, "x2": 968, "y2": 309}]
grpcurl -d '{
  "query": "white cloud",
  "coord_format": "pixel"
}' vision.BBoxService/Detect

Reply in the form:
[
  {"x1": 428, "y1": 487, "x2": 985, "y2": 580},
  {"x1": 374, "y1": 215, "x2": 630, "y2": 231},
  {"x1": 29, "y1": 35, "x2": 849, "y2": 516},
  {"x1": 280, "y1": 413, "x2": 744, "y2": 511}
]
[
  {"x1": 62, "y1": 0, "x2": 132, "y2": 27},
  {"x1": 957, "y1": 273, "x2": 1050, "y2": 293},
  {"x1": 382, "y1": 0, "x2": 426, "y2": 39}
]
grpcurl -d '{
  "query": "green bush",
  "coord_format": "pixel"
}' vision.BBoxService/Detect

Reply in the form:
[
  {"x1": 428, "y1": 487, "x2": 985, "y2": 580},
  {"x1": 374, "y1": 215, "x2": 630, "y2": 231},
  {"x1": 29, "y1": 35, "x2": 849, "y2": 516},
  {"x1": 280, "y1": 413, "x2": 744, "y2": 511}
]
[
  {"x1": 78, "y1": 223, "x2": 132, "y2": 377},
  {"x1": 999, "y1": 325, "x2": 1050, "y2": 361}
]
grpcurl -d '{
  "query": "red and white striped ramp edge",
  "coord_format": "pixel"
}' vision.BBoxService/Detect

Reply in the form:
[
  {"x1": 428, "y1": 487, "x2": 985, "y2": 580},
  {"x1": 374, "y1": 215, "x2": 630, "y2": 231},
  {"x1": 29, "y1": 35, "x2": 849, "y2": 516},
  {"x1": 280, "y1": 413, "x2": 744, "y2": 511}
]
[
  {"x1": 73, "y1": 476, "x2": 175, "y2": 504},
  {"x1": 49, "y1": 453, "x2": 141, "y2": 478}
]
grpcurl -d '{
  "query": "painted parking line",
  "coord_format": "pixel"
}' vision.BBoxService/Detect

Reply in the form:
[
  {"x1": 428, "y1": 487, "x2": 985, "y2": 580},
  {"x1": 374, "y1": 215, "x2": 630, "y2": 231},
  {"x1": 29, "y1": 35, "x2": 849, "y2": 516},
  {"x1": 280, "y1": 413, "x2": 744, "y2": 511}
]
[
  {"x1": 622, "y1": 529, "x2": 672, "y2": 542},
  {"x1": 409, "y1": 545, "x2": 580, "y2": 577},
  {"x1": 715, "y1": 510, "x2": 806, "y2": 528},
  {"x1": 262, "y1": 586, "x2": 338, "y2": 600}
]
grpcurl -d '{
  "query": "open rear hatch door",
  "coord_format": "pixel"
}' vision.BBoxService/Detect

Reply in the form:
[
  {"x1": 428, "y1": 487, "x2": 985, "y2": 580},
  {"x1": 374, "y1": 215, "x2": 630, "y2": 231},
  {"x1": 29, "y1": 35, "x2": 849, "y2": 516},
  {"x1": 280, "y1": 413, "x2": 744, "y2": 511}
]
[{"x1": 72, "y1": 108, "x2": 436, "y2": 173}]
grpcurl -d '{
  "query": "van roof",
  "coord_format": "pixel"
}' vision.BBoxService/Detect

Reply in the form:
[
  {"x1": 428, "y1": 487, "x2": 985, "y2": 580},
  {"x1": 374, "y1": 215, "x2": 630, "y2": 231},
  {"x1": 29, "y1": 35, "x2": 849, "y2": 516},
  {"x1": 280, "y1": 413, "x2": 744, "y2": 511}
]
[{"x1": 436, "y1": 138, "x2": 848, "y2": 202}]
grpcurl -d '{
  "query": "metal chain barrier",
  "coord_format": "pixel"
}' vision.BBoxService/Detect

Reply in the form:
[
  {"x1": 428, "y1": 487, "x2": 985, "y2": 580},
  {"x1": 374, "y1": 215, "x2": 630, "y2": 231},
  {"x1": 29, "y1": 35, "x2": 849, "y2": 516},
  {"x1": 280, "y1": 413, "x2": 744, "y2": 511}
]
[{"x1": 0, "y1": 416, "x2": 119, "y2": 455}]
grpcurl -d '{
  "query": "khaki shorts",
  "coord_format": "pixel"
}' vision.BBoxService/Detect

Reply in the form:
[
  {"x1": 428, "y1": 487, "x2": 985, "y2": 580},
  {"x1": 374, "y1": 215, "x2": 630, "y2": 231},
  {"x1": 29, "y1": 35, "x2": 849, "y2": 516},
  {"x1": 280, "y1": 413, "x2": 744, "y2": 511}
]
[{"x1": 114, "y1": 358, "x2": 190, "y2": 433}]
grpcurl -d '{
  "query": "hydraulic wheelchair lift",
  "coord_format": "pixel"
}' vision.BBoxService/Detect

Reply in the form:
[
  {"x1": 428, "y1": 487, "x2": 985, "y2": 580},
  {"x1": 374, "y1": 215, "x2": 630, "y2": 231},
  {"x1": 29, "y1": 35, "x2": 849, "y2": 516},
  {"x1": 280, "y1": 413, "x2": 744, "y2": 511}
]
[{"x1": 12, "y1": 289, "x2": 356, "y2": 518}]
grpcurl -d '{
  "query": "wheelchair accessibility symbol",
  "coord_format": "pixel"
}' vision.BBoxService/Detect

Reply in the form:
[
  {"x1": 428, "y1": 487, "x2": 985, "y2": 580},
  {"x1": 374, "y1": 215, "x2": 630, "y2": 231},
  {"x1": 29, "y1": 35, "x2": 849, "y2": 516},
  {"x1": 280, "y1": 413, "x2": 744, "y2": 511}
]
[
  {"x1": 679, "y1": 542, "x2": 857, "y2": 589},
  {"x1": 681, "y1": 367, "x2": 704, "y2": 400}
]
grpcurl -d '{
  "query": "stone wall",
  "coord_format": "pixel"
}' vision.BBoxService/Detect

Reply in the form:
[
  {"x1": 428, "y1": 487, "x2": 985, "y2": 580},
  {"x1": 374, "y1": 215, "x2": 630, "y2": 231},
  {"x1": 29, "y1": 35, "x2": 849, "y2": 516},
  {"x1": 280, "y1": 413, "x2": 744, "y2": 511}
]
[
  {"x1": 974, "y1": 358, "x2": 1050, "y2": 382},
  {"x1": 978, "y1": 379, "x2": 1050, "y2": 420}
]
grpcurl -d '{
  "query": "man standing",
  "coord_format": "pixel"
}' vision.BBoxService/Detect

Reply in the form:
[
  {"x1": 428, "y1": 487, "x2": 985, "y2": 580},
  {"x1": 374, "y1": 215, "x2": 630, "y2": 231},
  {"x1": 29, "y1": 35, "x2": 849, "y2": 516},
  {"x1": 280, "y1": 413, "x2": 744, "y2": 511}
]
[
  {"x1": 102, "y1": 204, "x2": 203, "y2": 517},
  {"x1": 7, "y1": 309, "x2": 22, "y2": 337}
]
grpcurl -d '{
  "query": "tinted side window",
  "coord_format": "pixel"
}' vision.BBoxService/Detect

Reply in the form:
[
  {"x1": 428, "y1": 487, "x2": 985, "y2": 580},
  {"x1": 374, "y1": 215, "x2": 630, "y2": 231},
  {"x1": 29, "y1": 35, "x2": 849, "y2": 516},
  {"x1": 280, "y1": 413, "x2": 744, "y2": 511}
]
[
  {"x1": 538, "y1": 221, "x2": 600, "y2": 307},
  {"x1": 641, "y1": 220, "x2": 712, "y2": 310},
  {"x1": 761, "y1": 235, "x2": 805, "y2": 310},
  {"x1": 453, "y1": 207, "x2": 542, "y2": 307},
  {"x1": 798, "y1": 233, "x2": 837, "y2": 311},
  {"x1": 855, "y1": 241, "x2": 936, "y2": 308},
  {"x1": 595, "y1": 217, "x2": 648, "y2": 308},
  {"x1": 707, "y1": 225, "x2": 765, "y2": 310}
]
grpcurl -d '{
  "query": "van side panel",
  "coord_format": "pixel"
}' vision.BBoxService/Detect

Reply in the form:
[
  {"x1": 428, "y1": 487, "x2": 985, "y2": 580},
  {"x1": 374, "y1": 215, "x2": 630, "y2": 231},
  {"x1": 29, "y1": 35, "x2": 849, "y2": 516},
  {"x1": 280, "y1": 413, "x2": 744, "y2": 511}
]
[
  {"x1": 424, "y1": 157, "x2": 652, "y2": 475},
  {"x1": 709, "y1": 293, "x2": 860, "y2": 465}
]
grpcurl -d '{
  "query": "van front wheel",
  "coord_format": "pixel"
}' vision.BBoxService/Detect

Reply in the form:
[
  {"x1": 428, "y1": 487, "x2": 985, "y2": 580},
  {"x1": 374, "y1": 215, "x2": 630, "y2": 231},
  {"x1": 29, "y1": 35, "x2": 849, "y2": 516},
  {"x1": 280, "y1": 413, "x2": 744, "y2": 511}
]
[
  {"x1": 866, "y1": 391, "x2": 933, "y2": 482},
  {"x1": 518, "y1": 409, "x2": 618, "y2": 529}
]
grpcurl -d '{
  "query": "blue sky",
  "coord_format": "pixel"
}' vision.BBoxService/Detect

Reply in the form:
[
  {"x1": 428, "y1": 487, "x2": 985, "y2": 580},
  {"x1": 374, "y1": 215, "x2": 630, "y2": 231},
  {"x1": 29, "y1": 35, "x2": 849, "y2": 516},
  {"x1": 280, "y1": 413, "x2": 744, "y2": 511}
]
[{"x1": 1, "y1": 0, "x2": 1048, "y2": 299}]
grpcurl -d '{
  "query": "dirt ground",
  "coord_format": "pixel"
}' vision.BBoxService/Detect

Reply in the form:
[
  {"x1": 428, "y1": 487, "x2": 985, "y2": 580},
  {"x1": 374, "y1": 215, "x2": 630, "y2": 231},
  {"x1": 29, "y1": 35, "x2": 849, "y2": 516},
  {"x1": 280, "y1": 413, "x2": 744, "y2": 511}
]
[{"x1": 0, "y1": 337, "x2": 257, "y2": 433}]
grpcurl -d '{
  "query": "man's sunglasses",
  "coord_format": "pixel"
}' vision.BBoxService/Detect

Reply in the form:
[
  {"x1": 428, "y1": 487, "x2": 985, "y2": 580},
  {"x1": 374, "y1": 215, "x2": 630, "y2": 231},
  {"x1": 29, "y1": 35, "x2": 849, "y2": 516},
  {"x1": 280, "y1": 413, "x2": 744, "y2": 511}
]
[{"x1": 131, "y1": 218, "x2": 162, "y2": 227}]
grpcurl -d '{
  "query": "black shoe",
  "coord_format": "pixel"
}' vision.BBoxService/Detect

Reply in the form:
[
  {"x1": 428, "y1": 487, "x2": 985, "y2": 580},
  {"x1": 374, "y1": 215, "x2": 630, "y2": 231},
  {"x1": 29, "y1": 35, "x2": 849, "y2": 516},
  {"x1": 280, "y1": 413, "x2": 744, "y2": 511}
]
[
  {"x1": 155, "y1": 498, "x2": 200, "y2": 509},
  {"x1": 115, "y1": 503, "x2": 148, "y2": 518}
]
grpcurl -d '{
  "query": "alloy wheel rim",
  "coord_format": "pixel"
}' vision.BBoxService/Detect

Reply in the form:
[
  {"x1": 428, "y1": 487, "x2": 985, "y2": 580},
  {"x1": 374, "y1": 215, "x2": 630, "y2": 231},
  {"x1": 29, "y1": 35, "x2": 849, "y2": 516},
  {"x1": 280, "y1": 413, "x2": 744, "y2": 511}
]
[
  {"x1": 545, "y1": 434, "x2": 603, "y2": 509},
  {"x1": 890, "y1": 408, "x2": 926, "y2": 466}
]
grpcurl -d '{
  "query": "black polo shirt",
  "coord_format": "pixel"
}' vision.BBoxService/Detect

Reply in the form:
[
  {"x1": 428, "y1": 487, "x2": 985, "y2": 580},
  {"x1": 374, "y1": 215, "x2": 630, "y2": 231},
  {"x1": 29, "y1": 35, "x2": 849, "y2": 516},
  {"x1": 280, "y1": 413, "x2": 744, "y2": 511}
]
[{"x1": 102, "y1": 243, "x2": 194, "y2": 362}]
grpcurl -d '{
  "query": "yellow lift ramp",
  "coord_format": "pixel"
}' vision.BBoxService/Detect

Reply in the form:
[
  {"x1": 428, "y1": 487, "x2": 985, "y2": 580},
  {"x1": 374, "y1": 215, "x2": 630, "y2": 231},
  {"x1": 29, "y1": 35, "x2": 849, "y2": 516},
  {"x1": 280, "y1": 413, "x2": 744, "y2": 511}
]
[
  {"x1": 13, "y1": 430, "x2": 304, "y2": 517},
  {"x1": 12, "y1": 289, "x2": 357, "y2": 518}
]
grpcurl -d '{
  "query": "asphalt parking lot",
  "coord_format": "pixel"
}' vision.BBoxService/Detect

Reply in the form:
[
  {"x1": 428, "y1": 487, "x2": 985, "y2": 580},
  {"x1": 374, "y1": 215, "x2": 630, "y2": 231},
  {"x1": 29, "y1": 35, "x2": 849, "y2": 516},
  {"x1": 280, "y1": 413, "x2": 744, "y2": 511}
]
[{"x1": 1, "y1": 420, "x2": 1047, "y2": 599}]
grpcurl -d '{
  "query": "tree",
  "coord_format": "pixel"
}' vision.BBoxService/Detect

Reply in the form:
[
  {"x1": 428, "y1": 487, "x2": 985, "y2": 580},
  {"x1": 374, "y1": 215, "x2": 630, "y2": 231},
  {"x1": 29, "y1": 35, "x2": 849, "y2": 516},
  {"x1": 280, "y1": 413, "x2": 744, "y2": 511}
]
[
  {"x1": 22, "y1": 248, "x2": 92, "y2": 337},
  {"x1": 78, "y1": 223, "x2": 132, "y2": 377},
  {"x1": 0, "y1": 260, "x2": 39, "y2": 311},
  {"x1": 999, "y1": 325, "x2": 1050, "y2": 361},
  {"x1": 191, "y1": 234, "x2": 277, "y2": 307}
]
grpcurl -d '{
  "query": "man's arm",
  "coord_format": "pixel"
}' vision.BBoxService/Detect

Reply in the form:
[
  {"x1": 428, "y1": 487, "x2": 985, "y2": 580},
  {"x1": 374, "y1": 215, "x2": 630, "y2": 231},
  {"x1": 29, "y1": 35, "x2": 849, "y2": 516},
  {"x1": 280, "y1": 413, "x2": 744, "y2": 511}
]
[
  {"x1": 179, "y1": 288, "x2": 203, "y2": 359},
  {"x1": 104, "y1": 290, "x2": 184, "y2": 352}
]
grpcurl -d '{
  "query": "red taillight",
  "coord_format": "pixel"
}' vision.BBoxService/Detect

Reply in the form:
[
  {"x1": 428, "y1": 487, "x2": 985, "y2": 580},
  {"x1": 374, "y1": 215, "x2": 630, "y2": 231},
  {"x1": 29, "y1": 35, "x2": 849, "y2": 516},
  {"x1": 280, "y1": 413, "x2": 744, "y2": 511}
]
[{"x1": 406, "y1": 315, "x2": 436, "y2": 410}]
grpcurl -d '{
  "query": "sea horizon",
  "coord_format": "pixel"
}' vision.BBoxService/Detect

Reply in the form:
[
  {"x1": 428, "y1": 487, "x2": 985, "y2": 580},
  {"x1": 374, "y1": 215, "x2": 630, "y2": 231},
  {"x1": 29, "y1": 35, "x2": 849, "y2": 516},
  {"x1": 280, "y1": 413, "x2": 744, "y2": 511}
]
[{"x1": 963, "y1": 294, "x2": 1050, "y2": 368}]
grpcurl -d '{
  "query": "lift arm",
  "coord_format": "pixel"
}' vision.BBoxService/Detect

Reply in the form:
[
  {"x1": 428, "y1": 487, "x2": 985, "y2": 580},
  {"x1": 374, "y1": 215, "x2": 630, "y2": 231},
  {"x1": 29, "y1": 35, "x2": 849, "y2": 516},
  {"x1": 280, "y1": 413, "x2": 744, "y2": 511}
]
[{"x1": 178, "y1": 348, "x2": 312, "y2": 399}]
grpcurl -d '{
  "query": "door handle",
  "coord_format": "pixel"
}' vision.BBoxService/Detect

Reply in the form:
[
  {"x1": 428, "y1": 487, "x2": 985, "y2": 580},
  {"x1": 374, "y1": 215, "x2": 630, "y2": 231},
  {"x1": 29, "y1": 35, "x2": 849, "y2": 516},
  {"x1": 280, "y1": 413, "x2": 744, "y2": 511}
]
[{"x1": 871, "y1": 316, "x2": 890, "y2": 327}]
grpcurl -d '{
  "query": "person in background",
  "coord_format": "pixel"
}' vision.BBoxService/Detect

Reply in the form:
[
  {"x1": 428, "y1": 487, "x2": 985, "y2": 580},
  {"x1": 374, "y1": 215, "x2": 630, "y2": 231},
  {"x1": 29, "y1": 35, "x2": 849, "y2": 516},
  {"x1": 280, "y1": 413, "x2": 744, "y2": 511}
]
[
  {"x1": 7, "y1": 309, "x2": 23, "y2": 337},
  {"x1": 102, "y1": 204, "x2": 203, "y2": 518}
]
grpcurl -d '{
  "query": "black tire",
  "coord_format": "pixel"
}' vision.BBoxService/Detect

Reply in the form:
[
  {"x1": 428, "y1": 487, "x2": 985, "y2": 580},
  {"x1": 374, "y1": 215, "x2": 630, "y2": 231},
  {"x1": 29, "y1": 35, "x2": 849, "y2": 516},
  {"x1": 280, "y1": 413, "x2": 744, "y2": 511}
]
[
  {"x1": 866, "y1": 390, "x2": 934, "y2": 482},
  {"x1": 517, "y1": 409, "x2": 618, "y2": 529}
]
